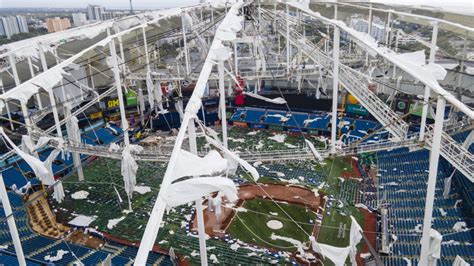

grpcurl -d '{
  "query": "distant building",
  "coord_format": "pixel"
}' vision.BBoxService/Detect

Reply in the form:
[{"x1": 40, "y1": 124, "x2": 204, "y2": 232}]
[
  {"x1": 46, "y1": 17, "x2": 71, "y2": 33},
  {"x1": 16, "y1": 16, "x2": 28, "y2": 33},
  {"x1": 102, "y1": 11, "x2": 126, "y2": 21},
  {"x1": 87, "y1": 4, "x2": 105, "y2": 21},
  {"x1": 0, "y1": 15, "x2": 28, "y2": 39},
  {"x1": 350, "y1": 18, "x2": 387, "y2": 42},
  {"x1": 72, "y1": 13, "x2": 87, "y2": 26}
]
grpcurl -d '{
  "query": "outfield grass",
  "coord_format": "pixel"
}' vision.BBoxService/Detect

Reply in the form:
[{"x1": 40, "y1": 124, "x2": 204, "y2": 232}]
[
  {"x1": 323, "y1": 156, "x2": 357, "y2": 179},
  {"x1": 50, "y1": 157, "x2": 165, "y2": 241},
  {"x1": 227, "y1": 198, "x2": 316, "y2": 251},
  {"x1": 317, "y1": 206, "x2": 364, "y2": 248}
]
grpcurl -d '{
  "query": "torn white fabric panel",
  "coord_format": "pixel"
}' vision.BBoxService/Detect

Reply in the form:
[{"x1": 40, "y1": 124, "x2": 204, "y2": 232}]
[
  {"x1": 121, "y1": 145, "x2": 144, "y2": 199},
  {"x1": 391, "y1": 51, "x2": 447, "y2": 81},
  {"x1": 34, "y1": 136, "x2": 64, "y2": 151},
  {"x1": 21, "y1": 135, "x2": 35, "y2": 154},
  {"x1": 53, "y1": 67, "x2": 88, "y2": 104},
  {"x1": 219, "y1": 12, "x2": 243, "y2": 32},
  {"x1": 32, "y1": 67, "x2": 67, "y2": 93},
  {"x1": 175, "y1": 99, "x2": 184, "y2": 121},
  {"x1": 183, "y1": 12, "x2": 194, "y2": 29},
  {"x1": 225, "y1": 153, "x2": 239, "y2": 176},
  {"x1": 44, "y1": 250, "x2": 69, "y2": 262},
  {"x1": 211, "y1": 193, "x2": 223, "y2": 219},
  {"x1": 209, "y1": 44, "x2": 232, "y2": 61},
  {"x1": 453, "y1": 255, "x2": 470, "y2": 266},
  {"x1": 462, "y1": 130, "x2": 474, "y2": 149},
  {"x1": 452, "y1": 221, "x2": 467, "y2": 232},
  {"x1": 11, "y1": 182, "x2": 31, "y2": 196},
  {"x1": 443, "y1": 170, "x2": 456, "y2": 199},
  {"x1": 153, "y1": 80, "x2": 164, "y2": 112},
  {"x1": 311, "y1": 241, "x2": 351, "y2": 266},
  {"x1": 0, "y1": 66, "x2": 66, "y2": 109},
  {"x1": 309, "y1": 216, "x2": 362, "y2": 266},
  {"x1": 305, "y1": 139, "x2": 324, "y2": 162},
  {"x1": 109, "y1": 143, "x2": 121, "y2": 152},
  {"x1": 169, "y1": 247, "x2": 176, "y2": 261},
  {"x1": 428, "y1": 229, "x2": 442, "y2": 260},
  {"x1": 1, "y1": 21, "x2": 112, "y2": 58},
  {"x1": 68, "y1": 215, "x2": 96, "y2": 227},
  {"x1": 66, "y1": 116, "x2": 81, "y2": 143},
  {"x1": 214, "y1": 28, "x2": 236, "y2": 41},
  {"x1": 112, "y1": 16, "x2": 143, "y2": 33},
  {"x1": 164, "y1": 176, "x2": 238, "y2": 208},
  {"x1": 244, "y1": 92, "x2": 286, "y2": 105},
  {"x1": 0, "y1": 128, "x2": 52, "y2": 184},
  {"x1": 147, "y1": 7, "x2": 182, "y2": 20},
  {"x1": 53, "y1": 180, "x2": 65, "y2": 203},
  {"x1": 350, "y1": 216, "x2": 363, "y2": 247},
  {"x1": 171, "y1": 149, "x2": 228, "y2": 182},
  {"x1": 146, "y1": 71, "x2": 155, "y2": 110},
  {"x1": 0, "y1": 83, "x2": 41, "y2": 105},
  {"x1": 205, "y1": 135, "x2": 260, "y2": 181},
  {"x1": 267, "y1": 114, "x2": 291, "y2": 122},
  {"x1": 43, "y1": 149, "x2": 61, "y2": 186},
  {"x1": 289, "y1": 2, "x2": 474, "y2": 119},
  {"x1": 349, "y1": 215, "x2": 363, "y2": 265},
  {"x1": 271, "y1": 233, "x2": 303, "y2": 249}
]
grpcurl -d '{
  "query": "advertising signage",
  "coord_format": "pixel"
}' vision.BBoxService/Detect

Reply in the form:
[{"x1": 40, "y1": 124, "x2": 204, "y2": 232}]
[
  {"x1": 345, "y1": 104, "x2": 369, "y2": 116},
  {"x1": 101, "y1": 91, "x2": 138, "y2": 111}
]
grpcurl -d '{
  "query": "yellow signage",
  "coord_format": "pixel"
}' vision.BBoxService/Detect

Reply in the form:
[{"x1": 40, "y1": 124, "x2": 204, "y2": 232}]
[{"x1": 108, "y1": 99, "x2": 119, "y2": 108}]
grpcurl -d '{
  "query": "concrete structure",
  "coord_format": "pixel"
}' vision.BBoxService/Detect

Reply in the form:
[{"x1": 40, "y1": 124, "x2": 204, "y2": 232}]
[
  {"x1": 46, "y1": 17, "x2": 71, "y2": 33},
  {"x1": 72, "y1": 13, "x2": 87, "y2": 26},
  {"x1": 350, "y1": 17, "x2": 386, "y2": 42},
  {"x1": 0, "y1": 16, "x2": 28, "y2": 39},
  {"x1": 87, "y1": 4, "x2": 105, "y2": 21},
  {"x1": 103, "y1": 11, "x2": 126, "y2": 20},
  {"x1": 16, "y1": 16, "x2": 28, "y2": 33}
]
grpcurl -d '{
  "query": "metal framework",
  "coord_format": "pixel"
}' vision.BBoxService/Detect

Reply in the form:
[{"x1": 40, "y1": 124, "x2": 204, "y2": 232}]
[{"x1": 0, "y1": 1, "x2": 473, "y2": 265}]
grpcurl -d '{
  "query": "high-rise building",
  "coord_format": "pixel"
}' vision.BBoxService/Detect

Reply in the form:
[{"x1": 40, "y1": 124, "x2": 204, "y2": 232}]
[
  {"x1": 16, "y1": 16, "x2": 28, "y2": 33},
  {"x1": 349, "y1": 18, "x2": 387, "y2": 42},
  {"x1": 87, "y1": 5, "x2": 105, "y2": 21},
  {"x1": 0, "y1": 20, "x2": 5, "y2": 37},
  {"x1": 46, "y1": 17, "x2": 71, "y2": 33},
  {"x1": 72, "y1": 13, "x2": 87, "y2": 26},
  {"x1": 102, "y1": 11, "x2": 126, "y2": 21},
  {"x1": 0, "y1": 16, "x2": 27, "y2": 39}
]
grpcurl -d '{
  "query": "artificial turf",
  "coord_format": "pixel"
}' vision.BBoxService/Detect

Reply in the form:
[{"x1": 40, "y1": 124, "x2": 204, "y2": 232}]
[
  {"x1": 49, "y1": 157, "x2": 291, "y2": 264},
  {"x1": 47, "y1": 127, "x2": 366, "y2": 265},
  {"x1": 317, "y1": 205, "x2": 365, "y2": 248},
  {"x1": 227, "y1": 198, "x2": 317, "y2": 251}
]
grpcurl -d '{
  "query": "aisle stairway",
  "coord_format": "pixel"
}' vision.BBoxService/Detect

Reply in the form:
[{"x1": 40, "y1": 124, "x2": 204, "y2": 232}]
[
  {"x1": 26, "y1": 191, "x2": 69, "y2": 239},
  {"x1": 424, "y1": 125, "x2": 474, "y2": 182}
]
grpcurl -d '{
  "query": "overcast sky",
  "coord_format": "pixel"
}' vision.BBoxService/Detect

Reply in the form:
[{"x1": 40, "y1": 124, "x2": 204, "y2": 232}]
[
  {"x1": 373, "y1": 0, "x2": 474, "y2": 16},
  {"x1": 0, "y1": 0, "x2": 472, "y2": 16},
  {"x1": 0, "y1": 0, "x2": 200, "y2": 9}
]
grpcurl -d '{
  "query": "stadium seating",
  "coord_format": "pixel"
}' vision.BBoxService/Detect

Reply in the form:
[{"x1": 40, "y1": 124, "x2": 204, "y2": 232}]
[
  {"x1": 0, "y1": 191, "x2": 171, "y2": 265},
  {"x1": 1, "y1": 123, "x2": 123, "y2": 189},
  {"x1": 230, "y1": 108, "x2": 388, "y2": 146},
  {"x1": 263, "y1": 110, "x2": 288, "y2": 125},
  {"x1": 242, "y1": 108, "x2": 266, "y2": 123},
  {"x1": 377, "y1": 148, "x2": 473, "y2": 264}
]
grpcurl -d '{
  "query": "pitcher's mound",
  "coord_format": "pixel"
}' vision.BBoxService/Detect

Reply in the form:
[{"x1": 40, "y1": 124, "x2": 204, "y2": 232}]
[{"x1": 266, "y1": 220, "x2": 283, "y2": 230}]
